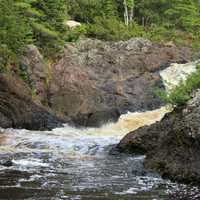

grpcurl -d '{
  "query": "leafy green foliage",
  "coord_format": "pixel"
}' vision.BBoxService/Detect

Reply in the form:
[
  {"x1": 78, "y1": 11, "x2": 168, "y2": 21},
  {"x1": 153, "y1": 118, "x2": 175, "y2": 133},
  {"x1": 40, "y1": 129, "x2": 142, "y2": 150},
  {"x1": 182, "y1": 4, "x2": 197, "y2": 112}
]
[
  {"x1": 65, "y1": 25, "x2": 87, "y2": 42},
  {"x1": 1, "y1": 0, "x2": 200, "y2": 78},
  {"x1": 0, "y1": 0, "x2": 68, "y2": 79},
  {"x1": 15, "y1": 0, "x2": 67, "y2": 56},
  {"x1": 164, "y1": 0, "x2": 200, "y2": 30},
  {"x1": 0, "y1": 0, "x2": 32, "y2": 73},
  {"x1": 103, "y1": 0, "x2": 118, "y2": 17},
  {"x1": 0, "y1": 47, "x2": 14, "y2": 73},
  {"x1": 127, "y1": 0, "x2": 135, "y2": 8},
  {"x1": 67, "y1": 0, "x2": 200, "y2": 49},
  {"x1": 67, "y1": 0, "x2": 103, "y2": 23},
  {"x1": 32, "y1": 22, "x2": 64, "y2": 56},
  {"x1": 86, "y1": 17, "x2": 144, "y2": 41},
  {"x1": 157, "y1": 66, "x2": 200, "y2": 106}
]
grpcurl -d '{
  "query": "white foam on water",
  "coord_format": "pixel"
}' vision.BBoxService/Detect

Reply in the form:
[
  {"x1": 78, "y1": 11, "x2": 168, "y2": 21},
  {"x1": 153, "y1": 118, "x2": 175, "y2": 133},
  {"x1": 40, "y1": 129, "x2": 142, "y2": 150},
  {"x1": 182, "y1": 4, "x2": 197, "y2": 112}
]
[
  {"x1": 115, "y1": 176, "x2": 163, "y2": 195},
  {"x1": 160, "y1": 60, "x2": 200, "y2": 90},
  {"x1": 18, "y1": 174, "x2": 43, "y2": 183},
  {"x1": 12, "y1": 158, "x2": 49, "y2": 167},
  {"x1": 0, "y1": 107, "x2": 168, "y2": 158}
]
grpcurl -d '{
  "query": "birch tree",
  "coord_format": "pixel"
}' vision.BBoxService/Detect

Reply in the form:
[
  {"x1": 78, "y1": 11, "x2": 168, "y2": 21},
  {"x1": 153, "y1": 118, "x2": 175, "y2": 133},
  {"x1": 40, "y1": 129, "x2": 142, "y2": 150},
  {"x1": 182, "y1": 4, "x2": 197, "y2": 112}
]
[{"x1": 123, "y1": 0, "x2": 134, "y2": 25}]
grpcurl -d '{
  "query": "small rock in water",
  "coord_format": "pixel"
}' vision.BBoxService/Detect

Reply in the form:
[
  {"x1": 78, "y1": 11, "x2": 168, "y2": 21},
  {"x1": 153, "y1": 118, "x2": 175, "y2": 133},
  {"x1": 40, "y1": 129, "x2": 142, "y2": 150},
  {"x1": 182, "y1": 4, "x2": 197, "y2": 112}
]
[{"x1": 1, "y1": 160, "x2": 13, "y2": 167}]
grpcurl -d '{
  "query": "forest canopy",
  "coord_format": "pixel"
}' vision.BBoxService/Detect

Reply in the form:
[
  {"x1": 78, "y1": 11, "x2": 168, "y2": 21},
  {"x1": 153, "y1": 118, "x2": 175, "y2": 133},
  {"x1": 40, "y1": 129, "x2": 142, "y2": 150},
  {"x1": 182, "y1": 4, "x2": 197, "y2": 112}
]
[{"x1": 1, "y1": 0, "x2": 200, "y2": 73}]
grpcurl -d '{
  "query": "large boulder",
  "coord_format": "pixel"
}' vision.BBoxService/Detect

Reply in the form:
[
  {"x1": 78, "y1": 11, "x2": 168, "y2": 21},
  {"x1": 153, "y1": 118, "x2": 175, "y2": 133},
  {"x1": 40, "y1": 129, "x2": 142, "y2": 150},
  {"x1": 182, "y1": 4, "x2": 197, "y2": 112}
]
[
  {"x1": 117, "y1": 90, "x2": 200, "y2": 184},
  {"x1": 0, "y1": 74, "x2": 64, "y2": 130},
  {"x1": 48, "y1": 38, "x2": 196, "y2": 126}
]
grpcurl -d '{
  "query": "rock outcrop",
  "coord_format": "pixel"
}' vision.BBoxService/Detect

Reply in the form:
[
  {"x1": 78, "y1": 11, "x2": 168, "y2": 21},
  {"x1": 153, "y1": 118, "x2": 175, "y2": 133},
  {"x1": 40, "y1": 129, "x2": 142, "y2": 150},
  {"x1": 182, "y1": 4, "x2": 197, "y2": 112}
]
[
  {"x1": 21, "y1": 44, "x2": 48, "y2": 103},
  {"x1": 1, "y1": 38, "x2": 197, "y2": 129},
  {"x1": 0, "y1": 74, "x2": 64, "y2": 130},
  {"x1": 48, "y1": 38, "x2": 196, "y2": 126},
  {"x1": 117, "y1": 90, "x2": 200, "y2": 184}
]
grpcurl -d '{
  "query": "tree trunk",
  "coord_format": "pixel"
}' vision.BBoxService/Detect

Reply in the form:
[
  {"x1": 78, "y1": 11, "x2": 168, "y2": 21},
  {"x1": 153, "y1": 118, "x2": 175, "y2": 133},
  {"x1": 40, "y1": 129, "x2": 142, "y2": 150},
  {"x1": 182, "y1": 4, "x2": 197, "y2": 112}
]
[
  {"x1": 124, "y1": 0, "x2": 129, "y2": 26},
  {"x1": 142, "y1": 17, "x2": 145, "y2": 27},
  {"x1": 129, "y1": 6, "x2": 134, "y2": 21}
]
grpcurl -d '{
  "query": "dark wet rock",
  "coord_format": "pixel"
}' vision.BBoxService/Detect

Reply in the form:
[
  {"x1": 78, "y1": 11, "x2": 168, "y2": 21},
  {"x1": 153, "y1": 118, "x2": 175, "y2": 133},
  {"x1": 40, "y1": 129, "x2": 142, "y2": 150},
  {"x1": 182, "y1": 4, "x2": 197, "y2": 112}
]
[
  {"x1": 0, "y1": 74, "x2": 64, "y2": 130},
  {"x1": 117, "y1": 90, "x2": 200, "y2": 184},
  {"x1": 72, "y1": 108, "x2": 120, "y2": 127},
  {"x1": 169, "y1": 186, "x2": 200, "y2": 200},
  {"x1": 1, "y1": 160, "x2": 13, "y2": 167},
  {"x1": 47, "y1": 38, "x2": 196, "y2": 126}
]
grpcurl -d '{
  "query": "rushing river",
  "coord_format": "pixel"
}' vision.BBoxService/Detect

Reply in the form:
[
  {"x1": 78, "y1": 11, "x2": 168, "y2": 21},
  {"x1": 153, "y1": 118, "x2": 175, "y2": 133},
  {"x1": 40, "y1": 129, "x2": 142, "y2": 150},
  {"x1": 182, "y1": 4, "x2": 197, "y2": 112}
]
[{"x1": 0, "y1": 61, "x2": 199, "y2": 200}]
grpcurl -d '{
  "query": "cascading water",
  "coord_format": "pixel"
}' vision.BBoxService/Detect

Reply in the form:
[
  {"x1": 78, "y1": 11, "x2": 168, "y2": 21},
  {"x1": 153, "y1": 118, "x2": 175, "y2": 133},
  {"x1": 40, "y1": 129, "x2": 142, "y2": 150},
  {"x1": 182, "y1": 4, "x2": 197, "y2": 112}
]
[
  {"x1": 0, "y1": 61, "x2": 199, "y2": 200},
  {"x1": 160, "y1": 60, "x2": 200, "y2": 90}
]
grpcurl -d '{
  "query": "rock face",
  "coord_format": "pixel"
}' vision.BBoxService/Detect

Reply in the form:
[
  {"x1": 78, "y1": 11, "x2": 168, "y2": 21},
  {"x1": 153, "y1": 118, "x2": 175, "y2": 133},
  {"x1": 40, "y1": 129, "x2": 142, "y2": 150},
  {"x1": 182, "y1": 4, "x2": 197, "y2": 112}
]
[
  {"x1": 48, "y1": 38, "x2": 196, "y2": 126},
  {"x1": 2, "y1": 38, "x2": 196, "y2": 129},
  {"x1": 0, "y1": 74, "x2": 64, "y2": 130},
  {"x1": 117, "y1": 90, "x2": 200, "y2": 184},
  {"x1": 21, "y1": 44, "x2": 47, "y2": 103}
]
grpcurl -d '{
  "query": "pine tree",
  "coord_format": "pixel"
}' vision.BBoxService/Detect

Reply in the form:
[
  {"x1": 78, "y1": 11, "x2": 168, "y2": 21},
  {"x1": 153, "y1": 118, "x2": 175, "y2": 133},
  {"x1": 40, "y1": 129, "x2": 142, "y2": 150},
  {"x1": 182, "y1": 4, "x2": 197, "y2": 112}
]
[
  {"x1": 104, "y1": 0, "x2": 117, "y2": 17},
  {"x1": 35, "y1": 0, "x2": 67, "y2": 32},
  {"x1": 164, "y1": 0, "x2": 200, "y2": 30},
  {"x1": 15, "y1": 0, "x2": 68, "y2": 56},
  {"x1": 0, "y1": 0, "x2": 32, "y2": 71},
  {"x1": 123, "y1": 0, "x2": 135, "y2": 25}
]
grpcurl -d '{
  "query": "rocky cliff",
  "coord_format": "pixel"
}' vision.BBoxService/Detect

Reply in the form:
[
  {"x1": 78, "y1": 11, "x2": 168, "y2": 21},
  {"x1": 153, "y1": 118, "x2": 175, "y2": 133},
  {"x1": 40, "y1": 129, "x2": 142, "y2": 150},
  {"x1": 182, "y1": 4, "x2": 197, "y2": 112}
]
[
  {"x1": 0, "y1": 38, "x2": 198, "y2": 129},
  {"x1": 22, "y1": 38, "x2": 197, "y2": 127},
  {"x1": 117, "y1": 90, "x2": 200, "y2": 184}
]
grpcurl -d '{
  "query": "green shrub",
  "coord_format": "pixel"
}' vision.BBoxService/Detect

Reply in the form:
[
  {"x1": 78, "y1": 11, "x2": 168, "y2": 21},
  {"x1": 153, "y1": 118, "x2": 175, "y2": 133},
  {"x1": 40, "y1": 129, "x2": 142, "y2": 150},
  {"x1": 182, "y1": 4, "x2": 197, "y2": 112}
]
[
  {"x1": 15, "y1": 0, "x2": 67, "y2": 58},
  {"x1": 157, "y1": 65, "x2": 200, "y2": 106},
  {"x1": 0, "y1": 0, "x2": 32, "y2": 73},
  {"x1": 65, "y1": 25, "x2": 87, "y2": 42},
  {"x1": 15, "y1": 2, "x2": 44, "y2": 18},
  {"x1": 0, "y1": 46, "x2": 16, "y2": 73},
  {"x1": 145, "y1": 26, "x2": 175, "y2": 42},
  {"x1": 86, "y1": 17, "x2": 145, "y2": 41},
  {"x1": 32, "y1": 22, "x2": 59, "y2": 38},
  {"x1": 32, "y1": 22, "x2": 64, "y2": 57}
]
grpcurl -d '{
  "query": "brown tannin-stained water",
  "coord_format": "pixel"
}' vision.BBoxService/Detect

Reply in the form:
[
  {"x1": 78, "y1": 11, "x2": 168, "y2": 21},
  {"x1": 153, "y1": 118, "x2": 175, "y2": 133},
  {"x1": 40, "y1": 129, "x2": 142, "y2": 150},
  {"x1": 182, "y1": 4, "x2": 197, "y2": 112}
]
[
  {"x1": 0, "y1": 61, "x2": 200, "y2": 200},
  {"x1": 0, "y1": 107, "x2": 190, "y2": 200}
]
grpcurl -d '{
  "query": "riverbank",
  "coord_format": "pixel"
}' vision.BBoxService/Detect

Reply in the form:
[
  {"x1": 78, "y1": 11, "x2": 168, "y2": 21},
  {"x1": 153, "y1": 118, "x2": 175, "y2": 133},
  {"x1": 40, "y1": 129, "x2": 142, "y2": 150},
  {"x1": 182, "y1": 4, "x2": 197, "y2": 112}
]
[{"x1": 117, "y1": 89, "x2": 200, "y2": 185}]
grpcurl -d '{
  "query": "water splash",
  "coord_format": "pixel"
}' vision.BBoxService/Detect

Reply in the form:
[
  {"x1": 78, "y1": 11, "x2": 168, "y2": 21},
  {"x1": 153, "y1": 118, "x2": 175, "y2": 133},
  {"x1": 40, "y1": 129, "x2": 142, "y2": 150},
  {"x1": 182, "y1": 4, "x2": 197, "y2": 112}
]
[
  {"x1": 0, "y1": 107, "x2": 167, "y2": 160},
  {"x1": 160, "y1": 60, "x2": 200, "y2": 90}
]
